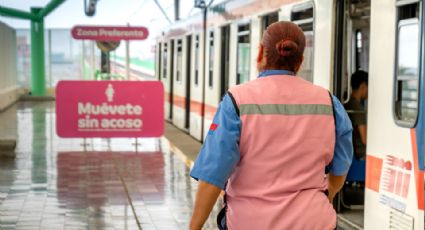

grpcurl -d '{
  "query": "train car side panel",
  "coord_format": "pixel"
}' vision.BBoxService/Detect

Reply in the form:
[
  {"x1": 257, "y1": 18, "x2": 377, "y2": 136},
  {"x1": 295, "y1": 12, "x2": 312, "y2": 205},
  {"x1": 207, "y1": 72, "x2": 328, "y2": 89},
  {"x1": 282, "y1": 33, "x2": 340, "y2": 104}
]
[{"x1": 366, "y1": 1, "x2": 424, "y2": 229}]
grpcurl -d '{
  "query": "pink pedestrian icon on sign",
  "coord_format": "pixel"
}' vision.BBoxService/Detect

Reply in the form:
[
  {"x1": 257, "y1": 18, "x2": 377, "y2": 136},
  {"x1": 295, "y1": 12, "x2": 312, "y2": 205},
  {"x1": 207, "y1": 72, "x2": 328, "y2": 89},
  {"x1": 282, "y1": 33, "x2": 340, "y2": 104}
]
[{"x1": 105, "y1": 84, "x2": 115, "y2": 102}]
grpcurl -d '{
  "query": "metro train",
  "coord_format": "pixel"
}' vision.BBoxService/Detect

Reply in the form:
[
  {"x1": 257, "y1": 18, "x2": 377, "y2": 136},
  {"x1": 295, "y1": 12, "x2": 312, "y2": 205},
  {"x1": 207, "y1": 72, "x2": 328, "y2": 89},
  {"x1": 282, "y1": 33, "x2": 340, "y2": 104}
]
[{"x1": 155, "y1": 0, "x2": 424, "y2": 229}]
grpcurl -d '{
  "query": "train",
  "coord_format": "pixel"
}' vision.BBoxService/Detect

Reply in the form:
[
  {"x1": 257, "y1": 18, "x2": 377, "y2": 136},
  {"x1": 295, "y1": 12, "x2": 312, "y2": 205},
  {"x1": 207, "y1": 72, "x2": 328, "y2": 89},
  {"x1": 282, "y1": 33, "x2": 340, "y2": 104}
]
[{"x1": 155, "y1": 0, "x2": 424, "y2": 229}]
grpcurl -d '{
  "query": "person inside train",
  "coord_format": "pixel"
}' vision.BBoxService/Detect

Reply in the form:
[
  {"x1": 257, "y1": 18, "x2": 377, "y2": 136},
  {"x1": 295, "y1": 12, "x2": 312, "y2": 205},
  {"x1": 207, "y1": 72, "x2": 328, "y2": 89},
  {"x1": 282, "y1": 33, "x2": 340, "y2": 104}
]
[
  {"x1": 189, "y1": 21, "x2": 353, "y2": 230},
  {"x1": 344, "y1": 70, "x2": 368, "y2": 160}
]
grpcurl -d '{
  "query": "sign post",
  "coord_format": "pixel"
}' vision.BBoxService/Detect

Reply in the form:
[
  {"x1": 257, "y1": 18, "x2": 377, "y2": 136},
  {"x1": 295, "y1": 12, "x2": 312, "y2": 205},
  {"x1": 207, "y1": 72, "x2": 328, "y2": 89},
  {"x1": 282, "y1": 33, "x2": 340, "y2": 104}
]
[
  {"x1": 71, "y1": 25, "x2": 149, "y2": 80},
  {"x1": 125, "y1": 24, "x2": 131, "y2": 80}
]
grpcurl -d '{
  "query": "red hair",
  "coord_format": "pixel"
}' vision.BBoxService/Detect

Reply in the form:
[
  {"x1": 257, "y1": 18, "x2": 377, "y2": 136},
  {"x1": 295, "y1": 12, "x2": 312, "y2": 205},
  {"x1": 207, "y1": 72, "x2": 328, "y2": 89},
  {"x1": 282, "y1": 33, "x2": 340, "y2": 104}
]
[{"x1": 259, "y1": 21, "x2": 305, "y2": 72}]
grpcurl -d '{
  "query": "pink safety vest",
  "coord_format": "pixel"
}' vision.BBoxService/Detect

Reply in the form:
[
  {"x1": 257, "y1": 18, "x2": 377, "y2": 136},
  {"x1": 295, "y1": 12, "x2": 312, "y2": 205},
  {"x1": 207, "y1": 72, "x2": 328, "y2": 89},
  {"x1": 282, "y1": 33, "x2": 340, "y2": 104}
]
[{"x1": 226, "y1": 75, "x2": 336, "y2": 230}]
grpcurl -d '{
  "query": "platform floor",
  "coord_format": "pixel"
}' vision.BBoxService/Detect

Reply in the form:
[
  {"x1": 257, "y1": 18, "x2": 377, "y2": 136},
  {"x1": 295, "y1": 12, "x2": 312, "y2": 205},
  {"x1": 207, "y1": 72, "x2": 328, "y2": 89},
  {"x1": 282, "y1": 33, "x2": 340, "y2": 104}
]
[{"x1": 0, "y1": 101, "x2": 221, "y2": 230}]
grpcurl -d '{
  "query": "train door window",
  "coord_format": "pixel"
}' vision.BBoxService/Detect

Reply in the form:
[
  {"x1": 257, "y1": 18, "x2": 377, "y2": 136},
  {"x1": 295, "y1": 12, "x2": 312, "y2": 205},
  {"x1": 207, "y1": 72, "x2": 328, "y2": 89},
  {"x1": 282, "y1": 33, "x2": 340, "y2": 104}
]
[
  {"x1": 394, "y1": 2, "x2": 420, "y2": 127},
  {"x1": 163, "y1": 43, "x2": 168, "y2": 79},
  {"x1": 291, "y1": 3, "x2": 314, "y2": 82},
  {"x1": 176, "y1": 39, "x2": 183, "y2": 83},
  {"x1": 261, "y1": 12, "x2": 279, "y2": 35},
  {"x1": 209, "y1": 31, "x2": 214, "y2": 88},
  {"x1": 195, "y1": 35, "x2": 200, "y2": 86},
  {"x1": 237, "y1": 23, "x2": 251, "y2": 85},
  {"x1": 220, "y1": 25, "x2": 230, "y2": 98},
  {"x1": 185, "y1": 35, "x2": 192, "y2": 129}
]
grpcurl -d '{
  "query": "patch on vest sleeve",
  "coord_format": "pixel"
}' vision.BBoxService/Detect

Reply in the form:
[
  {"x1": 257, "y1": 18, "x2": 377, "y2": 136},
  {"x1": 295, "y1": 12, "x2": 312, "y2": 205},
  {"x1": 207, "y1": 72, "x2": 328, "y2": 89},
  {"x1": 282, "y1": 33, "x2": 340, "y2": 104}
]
[{"x1": 208, "y1": 123, "x2": 218, "y2": 135}]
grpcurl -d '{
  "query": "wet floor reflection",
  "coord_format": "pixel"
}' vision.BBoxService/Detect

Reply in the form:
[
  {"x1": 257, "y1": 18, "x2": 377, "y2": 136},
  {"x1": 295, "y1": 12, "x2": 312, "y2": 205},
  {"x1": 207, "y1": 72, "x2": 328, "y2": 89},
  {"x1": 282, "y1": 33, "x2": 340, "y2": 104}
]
[
  {"x1": 57, "y1": 151, "x2": 165, "y2": 229},
  {"x1": 32, "y1": 106, "x2": 47, "y2": 185},
  {"x1": 0, "y1": 102, "x2": 221, "y2": 229}
]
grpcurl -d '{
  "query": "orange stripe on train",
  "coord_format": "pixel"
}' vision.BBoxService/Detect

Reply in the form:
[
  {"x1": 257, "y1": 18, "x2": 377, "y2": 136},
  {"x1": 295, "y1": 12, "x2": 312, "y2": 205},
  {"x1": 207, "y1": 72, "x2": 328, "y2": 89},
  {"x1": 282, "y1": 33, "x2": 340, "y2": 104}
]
[
  {"x1": 410, "y1": 129, "x2": 424, "y2": 210},
  {"x1": 366, "y1": 155, "x2": 383, "y2": 192},
  {"x1": 164, "y1": 93, "x2": 218, "y2": 120}
]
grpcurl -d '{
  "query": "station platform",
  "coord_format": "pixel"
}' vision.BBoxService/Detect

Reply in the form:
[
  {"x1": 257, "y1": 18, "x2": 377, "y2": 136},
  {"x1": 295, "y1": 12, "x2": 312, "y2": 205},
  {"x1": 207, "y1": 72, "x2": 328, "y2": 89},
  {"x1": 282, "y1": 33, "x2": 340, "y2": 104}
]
[{"x1": 0, "y1": 101, "x2": 221, "y2": 230}]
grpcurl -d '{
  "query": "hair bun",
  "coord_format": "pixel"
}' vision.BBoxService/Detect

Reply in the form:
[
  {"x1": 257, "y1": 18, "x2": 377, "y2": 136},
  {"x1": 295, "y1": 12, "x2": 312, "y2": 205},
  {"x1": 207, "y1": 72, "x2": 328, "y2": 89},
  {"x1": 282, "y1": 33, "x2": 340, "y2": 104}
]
[{"x1": 275, "y1": 40, "x2": 298, "y2": 57}]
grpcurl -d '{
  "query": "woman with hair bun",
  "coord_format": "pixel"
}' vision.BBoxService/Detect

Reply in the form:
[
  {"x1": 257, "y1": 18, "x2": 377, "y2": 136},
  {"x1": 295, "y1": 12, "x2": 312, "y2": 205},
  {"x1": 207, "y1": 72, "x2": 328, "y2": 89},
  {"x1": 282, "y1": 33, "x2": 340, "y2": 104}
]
[{"x1": 190, "y1": 21, "x2": 353, "y2": 230}]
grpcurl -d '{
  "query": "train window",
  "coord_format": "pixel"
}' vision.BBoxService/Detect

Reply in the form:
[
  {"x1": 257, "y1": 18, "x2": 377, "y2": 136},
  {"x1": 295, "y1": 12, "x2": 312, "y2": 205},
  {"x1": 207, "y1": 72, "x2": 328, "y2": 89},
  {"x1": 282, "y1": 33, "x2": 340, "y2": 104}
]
[
  {"x1": 291, "y1": 5, "x2": 314, "y2": 22},
  {"x1": 355, "y1": 30, "x2": 362, "y2": 70},
  {"x1": 176, "y1": 39, "x2": 183, "y2": 83},
  {"x1": 163, "y1": 43, "x2": 168, "y2": 79},
  {"x1": 195, "y1": 35, "x2": 199, "y2": 86},
  {"x1": 237, "y1": 23, "x2": 251, "y2": 84},
  {"x1": 394, "y1": 2, "x2": 421, "y2": 127},
  {"x1": 209, "y1": 31, "x2": 214, "y2": 88},
  {"x1": 291, "y1": 3, "x2": 314, "y2": 82},
  {"x1": 261, "y1": 12, "x2": 279, "y2": 35}
]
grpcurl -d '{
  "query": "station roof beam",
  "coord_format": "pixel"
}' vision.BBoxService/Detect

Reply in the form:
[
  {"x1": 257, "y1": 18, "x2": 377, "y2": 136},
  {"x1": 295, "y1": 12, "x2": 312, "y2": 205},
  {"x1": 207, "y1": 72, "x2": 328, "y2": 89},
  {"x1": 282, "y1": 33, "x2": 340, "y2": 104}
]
[{"x1": 0, "y1": 0, "x2": 66, "y2": 21}]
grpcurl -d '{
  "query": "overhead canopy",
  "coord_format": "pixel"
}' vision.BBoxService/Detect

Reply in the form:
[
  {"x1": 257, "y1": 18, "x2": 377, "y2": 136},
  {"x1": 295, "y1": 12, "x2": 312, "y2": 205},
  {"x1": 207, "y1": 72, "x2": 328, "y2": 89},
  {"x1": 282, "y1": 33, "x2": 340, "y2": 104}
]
[{"x1": 0, "y1": 0, "x2": 66, "y2": 21}]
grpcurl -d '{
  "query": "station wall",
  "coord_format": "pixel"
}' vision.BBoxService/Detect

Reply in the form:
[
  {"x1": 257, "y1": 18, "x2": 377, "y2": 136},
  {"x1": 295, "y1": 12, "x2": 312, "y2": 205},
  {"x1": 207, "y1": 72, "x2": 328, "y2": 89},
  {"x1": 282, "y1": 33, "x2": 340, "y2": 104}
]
[{"x1": 0, "y1": 22, "x2": 23, "y2": 111}]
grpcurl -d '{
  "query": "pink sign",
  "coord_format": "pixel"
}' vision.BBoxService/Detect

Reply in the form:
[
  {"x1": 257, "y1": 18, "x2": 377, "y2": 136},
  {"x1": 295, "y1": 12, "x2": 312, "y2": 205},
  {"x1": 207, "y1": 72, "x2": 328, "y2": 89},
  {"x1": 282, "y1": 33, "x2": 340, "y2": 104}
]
[
  {"x1": 56, "y1": 81, "x2": 164, "y2": 138},
  {"x1": 71, "y1": 26, "x2": 149, "y2": 41}
]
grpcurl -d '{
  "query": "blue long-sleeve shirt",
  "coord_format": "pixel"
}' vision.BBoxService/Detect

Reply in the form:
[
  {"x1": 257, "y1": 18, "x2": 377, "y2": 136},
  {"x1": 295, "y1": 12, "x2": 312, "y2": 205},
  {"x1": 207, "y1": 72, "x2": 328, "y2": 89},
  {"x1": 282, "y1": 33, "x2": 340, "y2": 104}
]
[{"x1": 190, "y1": 70, "x2": 354, "y2": 189}]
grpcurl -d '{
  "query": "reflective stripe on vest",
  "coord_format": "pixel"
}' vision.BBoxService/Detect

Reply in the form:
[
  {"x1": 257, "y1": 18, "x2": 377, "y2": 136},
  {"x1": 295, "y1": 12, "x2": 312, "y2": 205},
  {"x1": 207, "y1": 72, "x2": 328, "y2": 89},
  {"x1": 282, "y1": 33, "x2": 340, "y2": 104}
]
[{"x1": 239, "y1": 104, "x2": 333, "y2": 116}]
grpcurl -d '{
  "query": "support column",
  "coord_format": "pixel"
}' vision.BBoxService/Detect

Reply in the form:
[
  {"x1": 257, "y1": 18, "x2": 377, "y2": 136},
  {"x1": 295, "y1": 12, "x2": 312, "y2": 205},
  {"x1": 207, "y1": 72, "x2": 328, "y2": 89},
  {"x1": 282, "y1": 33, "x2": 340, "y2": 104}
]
[
  {"x1": 30, "y1": 8, "x2": 46, "y2": 96},
  {"x1": 125, "y1": 40, "x2": 130, "y2": 80},
  {"x1": 125, "y1": 23, "x2": 130, "y2": 80}
]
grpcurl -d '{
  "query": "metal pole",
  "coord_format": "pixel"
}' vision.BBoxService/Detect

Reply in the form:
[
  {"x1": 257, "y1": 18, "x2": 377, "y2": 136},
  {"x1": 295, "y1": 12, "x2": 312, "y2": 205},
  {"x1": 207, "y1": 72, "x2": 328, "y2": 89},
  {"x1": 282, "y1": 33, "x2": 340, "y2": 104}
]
[
  {"x1": 82, "y1": 138, "x2": 87, "y2": 152},
  {"x1": 30, "y1": 8, "x2": 46, "y2": 96},
  {"x1": 133, "y1": 138, "x2": 139, "y2": 152},
  {"x1": 126, "y1": 24, "x2": 130, "y2": 80},
  {"x1": 82, "y1": 40, "x2": 86, "y2": 80},
  {"x1": 69, "y1": 31, "x2": 73, "y2": 60},
  {"x1": 48, "y1": 29, "x2": 52, "y2": 87},
  {"x1": 125, "y1": 42, "x2": 130, "y2": 79},
  {"x1": 174, "y1": 0, "x2": 180, "y2": 21},
  {"x1": 91, "y1": 42, "x2": 95, "y2": 79},
  {"x1": 153, "y1": 0, "x2": 173, "y2": 24},
  {"x1": 200, "y1": 7, "x2": 207, "y2": 141},
  {"x1": 37, "y1": 0, "x2": 66, "y2": 18}
]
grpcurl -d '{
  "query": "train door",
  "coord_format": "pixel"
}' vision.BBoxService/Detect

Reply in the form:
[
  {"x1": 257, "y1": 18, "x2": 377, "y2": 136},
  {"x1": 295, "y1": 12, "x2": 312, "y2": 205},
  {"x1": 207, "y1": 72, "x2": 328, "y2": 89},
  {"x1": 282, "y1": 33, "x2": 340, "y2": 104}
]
[
  {"x1": 189, "y1": 34, "x2": 203, "y2": 141},
  {"x1": 169, "y1": 39, "x2": 175, "y2": 121},
  {"x1": 201, "y1": 30, "x2": 218, "y2": 141},
  {"x1": 173, "y1": 39, "x2": 184, "y2": 127},
  {"x1": 185, "y1": 36, "x2": 192, "y2": 130},
  {"x1": 220, "y1": 25, "x2": 230, "y2": 98},
  {"x1": 333, "y1": 0, "x2": 370, "y2": 228},
  {"x1": 236, "y1": 23, "x2": 251, "y2": 85}
]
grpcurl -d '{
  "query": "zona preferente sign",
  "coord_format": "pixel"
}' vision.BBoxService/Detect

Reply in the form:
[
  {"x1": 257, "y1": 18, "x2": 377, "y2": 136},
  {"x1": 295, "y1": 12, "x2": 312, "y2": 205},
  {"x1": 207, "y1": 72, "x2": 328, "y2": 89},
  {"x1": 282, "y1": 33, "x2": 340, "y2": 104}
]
[{"x1": 71, "y1": 25, "x2": 149, "y2": 41}]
